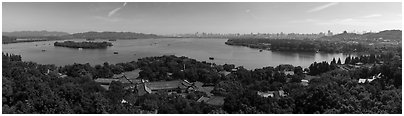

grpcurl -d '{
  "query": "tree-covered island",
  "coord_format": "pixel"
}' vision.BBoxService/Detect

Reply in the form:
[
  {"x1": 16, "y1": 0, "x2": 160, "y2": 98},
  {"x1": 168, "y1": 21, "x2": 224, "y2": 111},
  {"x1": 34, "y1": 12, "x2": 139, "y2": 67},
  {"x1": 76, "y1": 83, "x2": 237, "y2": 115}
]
[{"x1": 54, "y1": 41, "x2": 113, "y2": 49}]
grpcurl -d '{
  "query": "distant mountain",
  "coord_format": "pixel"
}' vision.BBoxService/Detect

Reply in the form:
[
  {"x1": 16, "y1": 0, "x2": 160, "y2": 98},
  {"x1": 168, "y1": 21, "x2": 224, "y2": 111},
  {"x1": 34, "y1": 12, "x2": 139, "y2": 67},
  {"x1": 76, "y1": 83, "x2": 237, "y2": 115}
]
[
  {"x1": 2, "y1": 30, "x2": 70, "y2": 37},
  {"x1": 362, "y1": 30, "x2": 402, "y2": 41},
  {"x1": 70, "y1": 31, "x2": 160, "y2": 39}
]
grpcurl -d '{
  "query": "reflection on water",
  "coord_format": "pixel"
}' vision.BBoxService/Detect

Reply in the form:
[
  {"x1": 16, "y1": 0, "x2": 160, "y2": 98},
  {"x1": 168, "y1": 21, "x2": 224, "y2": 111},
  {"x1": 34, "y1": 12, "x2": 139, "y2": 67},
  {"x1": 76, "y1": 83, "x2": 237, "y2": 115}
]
[{"x1": 2, "y1": 38, "x2": 351, "y2": 69}]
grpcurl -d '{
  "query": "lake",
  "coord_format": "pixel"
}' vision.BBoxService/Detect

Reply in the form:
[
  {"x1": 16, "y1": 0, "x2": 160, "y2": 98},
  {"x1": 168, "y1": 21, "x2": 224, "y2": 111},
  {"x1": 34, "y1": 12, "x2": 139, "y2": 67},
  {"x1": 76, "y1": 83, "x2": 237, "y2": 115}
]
[{"x1": 2, "y1": 38, "x2": 352, "y2": 69}]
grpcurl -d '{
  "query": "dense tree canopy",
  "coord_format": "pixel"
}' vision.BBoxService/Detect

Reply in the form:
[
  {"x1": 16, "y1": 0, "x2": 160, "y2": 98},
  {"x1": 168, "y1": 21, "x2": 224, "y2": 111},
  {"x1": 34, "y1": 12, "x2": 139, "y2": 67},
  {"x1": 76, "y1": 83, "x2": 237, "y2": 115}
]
[
  {"x1": 54, "y1": 41, "x2": 113, "y2": 49},
  {"x1": 2, "y1": 52, "x2": 401, "y2": 114}
]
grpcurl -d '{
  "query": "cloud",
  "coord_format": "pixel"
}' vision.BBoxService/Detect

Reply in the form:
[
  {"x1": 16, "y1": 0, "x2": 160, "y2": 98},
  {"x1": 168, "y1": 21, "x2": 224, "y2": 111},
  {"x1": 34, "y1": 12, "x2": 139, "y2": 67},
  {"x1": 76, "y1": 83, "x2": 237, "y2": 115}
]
[
  {"x1": 289, "y1": 19, "x2": 317, "y2": 23},
  {"x1": 245, "y1": 9, "x2": 259, "y2": 20},
  {"x1": 315, "y1": 18, "x2": 400, "y2": 26},
  {"x1": 363, "y1": 14, "x2": 382, "y2": 18},
  {"x1": 108, "y1": 2, "x2": 127, "y2": 17},
  {"x1": 307, "y1": 2, "x2": 339, "y2": 13},
  {"x1": 94, "y1": 16, "x2": 123, "y2": 22},
  {"x1": 245, "y1": 9, "x2": 251, "y2": 13}
]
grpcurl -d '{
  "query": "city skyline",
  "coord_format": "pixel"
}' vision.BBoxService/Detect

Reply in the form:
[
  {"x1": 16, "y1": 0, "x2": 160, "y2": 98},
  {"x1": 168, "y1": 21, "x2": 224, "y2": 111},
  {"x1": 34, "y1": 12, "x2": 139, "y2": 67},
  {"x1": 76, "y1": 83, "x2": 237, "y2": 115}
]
[{"x1": 3, "y1": 2, "x2": 402, "y2": 34}]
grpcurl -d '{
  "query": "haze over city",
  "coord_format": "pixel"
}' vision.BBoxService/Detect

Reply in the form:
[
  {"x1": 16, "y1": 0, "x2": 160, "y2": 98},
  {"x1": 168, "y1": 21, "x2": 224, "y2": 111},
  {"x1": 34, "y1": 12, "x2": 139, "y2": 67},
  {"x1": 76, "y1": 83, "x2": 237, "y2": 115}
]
[{"x1": 2, "y1": 2, "x2": 402, "y2": 34}]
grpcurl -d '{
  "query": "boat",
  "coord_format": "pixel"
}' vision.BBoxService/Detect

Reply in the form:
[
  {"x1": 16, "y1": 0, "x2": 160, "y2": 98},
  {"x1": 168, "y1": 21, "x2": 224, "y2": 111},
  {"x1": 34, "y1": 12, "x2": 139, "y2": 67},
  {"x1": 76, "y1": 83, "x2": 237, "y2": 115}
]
[
  {"x1": 114, "y1": 51, "x2": 119, "y2": 54},
  {"x1": 41, "y1": 49, "x2": 46, "y2": 52},
  {"x1": 259, "y1": 49, "x2": 263, "y2": 52},
  {"x1": 78, "y1": 48, "x2": 83, "y2": 50},
  {"x1": 209, "y1": 57, "x2": 214, "y2": 60},
  {"x1": 109, "y1": 39, "x2": 117, "y2": 41}
]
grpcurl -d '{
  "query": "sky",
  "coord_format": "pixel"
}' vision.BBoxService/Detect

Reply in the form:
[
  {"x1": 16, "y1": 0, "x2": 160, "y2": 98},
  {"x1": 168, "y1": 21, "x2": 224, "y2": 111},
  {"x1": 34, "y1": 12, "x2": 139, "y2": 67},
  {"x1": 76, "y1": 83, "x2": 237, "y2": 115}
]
[{"x1": 2, "y1": 2, "x2": 402, "y2": 34}]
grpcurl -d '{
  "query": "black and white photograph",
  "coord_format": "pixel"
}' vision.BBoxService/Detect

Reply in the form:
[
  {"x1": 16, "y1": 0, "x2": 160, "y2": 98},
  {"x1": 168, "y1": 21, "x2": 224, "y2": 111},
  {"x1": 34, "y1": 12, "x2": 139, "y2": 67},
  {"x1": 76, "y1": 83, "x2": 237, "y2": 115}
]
[{"x1": 1, "y1": 0, "x2": 402, "y2": 114}]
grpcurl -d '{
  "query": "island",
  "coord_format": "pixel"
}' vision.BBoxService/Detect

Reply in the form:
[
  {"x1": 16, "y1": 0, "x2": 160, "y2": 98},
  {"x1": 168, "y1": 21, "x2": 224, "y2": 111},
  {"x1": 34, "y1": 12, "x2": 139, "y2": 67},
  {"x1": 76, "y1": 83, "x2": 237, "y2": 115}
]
[{"x1": 54, "y1": 41, "x2": 113, "y2": 49}]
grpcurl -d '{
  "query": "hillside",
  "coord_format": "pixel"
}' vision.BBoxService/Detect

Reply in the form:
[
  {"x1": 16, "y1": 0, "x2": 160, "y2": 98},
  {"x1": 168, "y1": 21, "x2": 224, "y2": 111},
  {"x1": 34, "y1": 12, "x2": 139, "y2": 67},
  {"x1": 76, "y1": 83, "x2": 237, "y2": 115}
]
[
  {"x1": 321, "y1": 30, "x2": 402, "y2": 41},
  {"x1": 362, "y1": 30, "x2": 402, "y2": 41},
  {"x1": 2, "y1": 30, "x2": 70, "y2": 37},
  {"x1": 320, "y1": 31, "x2": 362, "y2": 41},
  {"x1": 70, "y1": 31, "x2": 160, "y2": 39}
]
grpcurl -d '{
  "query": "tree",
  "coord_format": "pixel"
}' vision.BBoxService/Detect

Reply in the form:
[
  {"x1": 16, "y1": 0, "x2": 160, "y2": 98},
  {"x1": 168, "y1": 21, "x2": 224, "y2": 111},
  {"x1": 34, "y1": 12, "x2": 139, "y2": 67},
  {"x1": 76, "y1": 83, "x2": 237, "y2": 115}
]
[
  {"x1": 345, "y1": 56, "x2": 351, "y2": 64},
  {"x1": 331, "y1": 58, "x2": 336, "y2": 65},
  {"x1": 106, "y1": 81, "x2": 125, "y2": 104},
  {"x1": 337, "y1": 58, "x2": 342, "y2": 65}
]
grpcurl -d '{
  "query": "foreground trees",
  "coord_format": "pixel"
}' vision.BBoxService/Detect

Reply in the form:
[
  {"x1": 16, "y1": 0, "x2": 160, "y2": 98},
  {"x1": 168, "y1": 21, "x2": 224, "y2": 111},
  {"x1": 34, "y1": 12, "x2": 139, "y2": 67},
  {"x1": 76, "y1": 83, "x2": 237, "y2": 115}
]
[{"x1": 2, "y1": 53, "x2": 401, "y2": 114}]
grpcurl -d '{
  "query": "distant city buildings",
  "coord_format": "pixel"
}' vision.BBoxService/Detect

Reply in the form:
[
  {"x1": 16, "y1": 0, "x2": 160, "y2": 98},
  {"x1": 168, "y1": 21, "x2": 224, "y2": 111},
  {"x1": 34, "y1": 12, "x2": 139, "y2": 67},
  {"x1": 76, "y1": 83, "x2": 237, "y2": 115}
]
[{"x1": 169, "y1": 30, "x2": 337, "y2": 40}]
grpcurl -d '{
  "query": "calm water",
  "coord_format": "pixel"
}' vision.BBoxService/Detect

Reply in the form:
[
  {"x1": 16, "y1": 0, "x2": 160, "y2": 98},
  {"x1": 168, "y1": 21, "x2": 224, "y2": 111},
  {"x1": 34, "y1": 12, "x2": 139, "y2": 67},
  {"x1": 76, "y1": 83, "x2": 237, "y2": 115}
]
[{"x1": 2, "y1": 38, "x2": 351, "y2": 69}]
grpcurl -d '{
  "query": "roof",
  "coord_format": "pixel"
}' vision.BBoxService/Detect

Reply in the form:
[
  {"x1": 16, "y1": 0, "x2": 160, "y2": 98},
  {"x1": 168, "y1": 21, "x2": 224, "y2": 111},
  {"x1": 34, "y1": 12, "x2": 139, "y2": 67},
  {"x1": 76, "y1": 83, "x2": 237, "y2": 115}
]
[
  {"x1": 219, "y1": 71, "x2": 231, "y2": 76},
  {"x1": 257, "y1": 91, "x2": 274, "y2": 98},
  {"x1": 194, "y1": 81, "x2": 204, "y2": 87},
  {"x1": 358, "y1": 78, "x2": 375, "y2": 83},
  {"x1": 278, "y1": 90, "x2": 286, "y2": 97},
  {"x1": 257, "y1": 90, "x2": 287, "y2": 98},
  {"x1": 134, "y1": 84, "x2": 152, "y2": 96},
  {"x1": 197, "y1": 86, "x2": 214, "y2": 96},
  {"x1": 283, "y1": 71, "x2": 294, "y2": 75},
  {"x1": 197, "y1": 96, "x2": 225, "y2": 106},
  {"x1": 192, "y1": 81, "x2": 214, "y2": 96},
  {"x1": 145, "y1": 80, "x2": 193, "y2": 90},
  {"x1": 113, "y1": 69, "x2": 142, "y2": 79},
  {"x1": 304, "y1": 75, "x2": 320, "y2": 80},
  {"x1": 197, "y1": 96, "x2": 210, "y2": 102},
  {"x1": 205, "y1": 96, "x2": 225, "y2": 106},
  {"x1": 100, "y1": 85, "x2": 110, "y2": 90},
  {"x1": 94, "y1": 78, "x2": 119, "y2": 84},
  {"x1": 358, "y1": 79, "x2": 367, "y2": 83}
]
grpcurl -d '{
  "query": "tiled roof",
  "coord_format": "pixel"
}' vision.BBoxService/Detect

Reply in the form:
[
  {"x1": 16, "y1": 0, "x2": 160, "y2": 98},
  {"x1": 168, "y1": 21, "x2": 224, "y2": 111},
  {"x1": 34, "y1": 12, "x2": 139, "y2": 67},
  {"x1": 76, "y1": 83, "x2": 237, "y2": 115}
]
[
  {"x1": 100, "y1": 85, "x2": 110, "y2": 90},
  {"x1": 94, "y1": 78, "x2": 119, "y2": 84},
  {"x1": 197, "y1": 96, "x2": 210, "y2": 102},
  {"x1": 145, "y1": 80, "x2": 190, "y2": 90},
  {"x1": 206, "y1": 96, "x2": 225, "y2": 106},
  {"x1": 112, "y1": 69, "x2": 142, "y2": 79},
  {"x1": 197, "y1": 96, "x2": 225, "y2": 106}
]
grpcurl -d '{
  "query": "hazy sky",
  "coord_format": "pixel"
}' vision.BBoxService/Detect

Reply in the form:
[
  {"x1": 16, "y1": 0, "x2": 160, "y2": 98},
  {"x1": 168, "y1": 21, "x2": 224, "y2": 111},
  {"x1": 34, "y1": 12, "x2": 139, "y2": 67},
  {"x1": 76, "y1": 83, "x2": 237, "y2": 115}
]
[{"x1": 2, "y1": 2, "x2": 402, "y2": 34}]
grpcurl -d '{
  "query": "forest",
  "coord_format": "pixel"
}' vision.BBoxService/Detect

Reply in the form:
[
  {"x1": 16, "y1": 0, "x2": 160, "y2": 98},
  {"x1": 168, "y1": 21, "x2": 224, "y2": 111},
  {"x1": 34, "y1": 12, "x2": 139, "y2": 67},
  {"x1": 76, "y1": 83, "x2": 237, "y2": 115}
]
[
  {"x1": 54, "y1": 41, "x2": 113, "y2": 49},
  {"x1": 225, "y1": 30, "x2": 402, "y2": 54},
  {"x1": 225, "y1": 38, "x2": 374, "y2": 53},
  {"x1": 2, "y1": 51, "x2": 402, "y2": 114},
  {"x1": 2, "y1": 36, "x2": 48, "y2": 44}
]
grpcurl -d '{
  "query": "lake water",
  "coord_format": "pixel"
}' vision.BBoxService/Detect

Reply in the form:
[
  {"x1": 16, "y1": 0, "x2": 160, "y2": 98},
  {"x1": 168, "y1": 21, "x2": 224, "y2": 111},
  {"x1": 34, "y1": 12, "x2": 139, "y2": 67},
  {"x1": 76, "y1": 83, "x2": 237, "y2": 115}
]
[{"x1": 2, "y1": 38, "x2": 351, "y2": 69}]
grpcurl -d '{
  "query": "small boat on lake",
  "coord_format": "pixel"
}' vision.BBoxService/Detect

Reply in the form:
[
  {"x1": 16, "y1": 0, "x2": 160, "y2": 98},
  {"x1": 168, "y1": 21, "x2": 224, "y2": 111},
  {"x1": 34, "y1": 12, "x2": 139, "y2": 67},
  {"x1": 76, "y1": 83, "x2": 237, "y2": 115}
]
[
  {"x1": 209, "y1": 57, "x2": 214, "y2": 60},
  {"x1": 41, "y1": 49, "x2": 46, "y2": 52},
  {"x1": 114, "y1": 51, "x2": 119, "y2": 54},
  {"x1": 259, "y1": 49, "x2": 263, "y2": 52}
]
